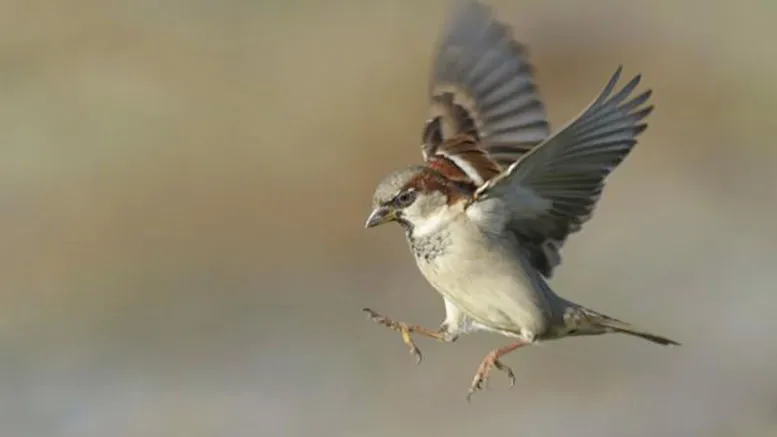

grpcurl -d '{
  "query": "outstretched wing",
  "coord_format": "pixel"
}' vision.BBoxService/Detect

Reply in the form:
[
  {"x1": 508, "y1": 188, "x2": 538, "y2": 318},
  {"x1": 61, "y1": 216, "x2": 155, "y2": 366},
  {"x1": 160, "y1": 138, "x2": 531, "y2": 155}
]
[
  {"x1": 471, "y1": 66, "x2": 654, "y2": 276},
  {"x1": 421, "y1": 1, "x2": 550, "y2": 185}
]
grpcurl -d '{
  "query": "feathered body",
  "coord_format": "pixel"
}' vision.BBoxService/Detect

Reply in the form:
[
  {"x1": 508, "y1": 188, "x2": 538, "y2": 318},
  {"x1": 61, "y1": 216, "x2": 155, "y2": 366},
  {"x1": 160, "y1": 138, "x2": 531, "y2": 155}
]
[{"x1": 363, "y1": 1, "x2": 679, "y2": 398}]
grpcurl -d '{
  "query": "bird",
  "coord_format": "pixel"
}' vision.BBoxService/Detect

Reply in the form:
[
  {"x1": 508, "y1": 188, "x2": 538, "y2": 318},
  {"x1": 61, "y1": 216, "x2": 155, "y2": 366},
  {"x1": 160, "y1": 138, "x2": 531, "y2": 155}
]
[{"x1": 362, "y1": 0, "x2": 680, "y2": 400}]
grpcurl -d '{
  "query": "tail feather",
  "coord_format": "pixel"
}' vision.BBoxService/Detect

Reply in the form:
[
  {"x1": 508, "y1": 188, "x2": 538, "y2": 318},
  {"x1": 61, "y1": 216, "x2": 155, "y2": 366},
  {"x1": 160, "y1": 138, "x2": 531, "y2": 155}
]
[
  {"x1": 595, "y1": 316, "x2": 681, "y2": 346},
  {"x1": 577, "y1": 307, "x2": 681, "y2": 346}
]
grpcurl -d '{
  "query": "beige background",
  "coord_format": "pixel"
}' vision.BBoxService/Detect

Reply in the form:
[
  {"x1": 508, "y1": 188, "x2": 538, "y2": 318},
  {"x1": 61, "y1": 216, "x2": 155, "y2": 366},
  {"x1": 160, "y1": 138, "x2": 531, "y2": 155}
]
[{"x1": 1, "y1": 1, "x2": 776, "y2": 436}]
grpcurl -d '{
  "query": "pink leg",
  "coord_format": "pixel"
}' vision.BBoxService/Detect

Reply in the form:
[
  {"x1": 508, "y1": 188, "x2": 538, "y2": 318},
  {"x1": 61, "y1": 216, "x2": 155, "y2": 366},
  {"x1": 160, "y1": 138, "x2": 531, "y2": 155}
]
[{"x1": 467, "y1": 340, "x2": 529, "y2": 401}]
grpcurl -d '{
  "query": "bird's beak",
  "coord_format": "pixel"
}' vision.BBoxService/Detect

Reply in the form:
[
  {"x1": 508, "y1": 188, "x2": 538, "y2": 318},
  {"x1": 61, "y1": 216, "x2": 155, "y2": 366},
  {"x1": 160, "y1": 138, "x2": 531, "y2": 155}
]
[{"x1": 365, "y1": 205, "x2": 395, "y2": 228}]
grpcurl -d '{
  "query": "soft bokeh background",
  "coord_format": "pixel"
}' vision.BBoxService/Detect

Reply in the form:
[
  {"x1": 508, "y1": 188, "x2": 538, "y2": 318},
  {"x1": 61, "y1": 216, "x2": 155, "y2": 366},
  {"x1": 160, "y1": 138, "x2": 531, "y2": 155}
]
[{"x1": 2, "y1": 1, "x2": 776, "y2": 436}]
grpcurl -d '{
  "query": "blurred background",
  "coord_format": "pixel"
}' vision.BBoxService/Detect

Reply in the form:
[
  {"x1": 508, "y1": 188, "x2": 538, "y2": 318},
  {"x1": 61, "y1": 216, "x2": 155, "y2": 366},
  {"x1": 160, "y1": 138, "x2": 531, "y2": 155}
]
[{"x1": 1, "y1": 0, "x2": 776, "y2": 436}]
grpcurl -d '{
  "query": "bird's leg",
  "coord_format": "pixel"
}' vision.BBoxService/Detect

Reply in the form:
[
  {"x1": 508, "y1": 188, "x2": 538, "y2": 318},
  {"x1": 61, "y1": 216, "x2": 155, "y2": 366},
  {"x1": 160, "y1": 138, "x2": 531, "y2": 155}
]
[
  {"x1": 363, "y1": 308, "x2": 447, "y2": 364},
  {"x1": 467, "y1": 340, "x2": 529, "y2": 401}
]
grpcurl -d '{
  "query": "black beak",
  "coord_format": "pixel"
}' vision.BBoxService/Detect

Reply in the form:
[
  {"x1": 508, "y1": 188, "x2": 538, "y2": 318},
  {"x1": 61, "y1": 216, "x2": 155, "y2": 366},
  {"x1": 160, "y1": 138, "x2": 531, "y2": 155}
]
[{"x1": 365, "y1": 205, "x2": 395, "y2": 228}]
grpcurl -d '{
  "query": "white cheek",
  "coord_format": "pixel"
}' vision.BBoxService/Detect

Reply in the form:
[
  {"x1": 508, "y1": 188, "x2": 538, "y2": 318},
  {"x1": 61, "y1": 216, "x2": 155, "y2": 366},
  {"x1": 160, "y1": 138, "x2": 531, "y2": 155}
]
[
  {"x1": 405, "y1": 203, "x2": 458, "y2": 237},
  {"x1": 412, "y1": 212, "x2": 447, "y2": 237}
]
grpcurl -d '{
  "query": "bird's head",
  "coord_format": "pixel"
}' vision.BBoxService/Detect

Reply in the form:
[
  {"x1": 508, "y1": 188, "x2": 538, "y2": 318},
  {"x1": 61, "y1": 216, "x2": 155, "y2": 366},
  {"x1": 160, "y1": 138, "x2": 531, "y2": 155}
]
[{"x1": 365, "y1": 164, "x2": 473, "y2": 237}]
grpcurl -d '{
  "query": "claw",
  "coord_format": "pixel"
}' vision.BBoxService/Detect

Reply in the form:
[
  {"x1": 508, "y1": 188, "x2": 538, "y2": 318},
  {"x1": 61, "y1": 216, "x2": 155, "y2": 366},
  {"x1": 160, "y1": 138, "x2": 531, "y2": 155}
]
[
  {"x1": 399, "y1": 326, "x2": 423, "y2": 364},
  {"x1": 465, "y1": 379, "x2": 482, "y2": 403},
  {"x1": 465, "y1": 341, "x2": 528, "y2": 401},
  {"x1": 467, "y1": 358, "x2": 513, "y2": 401},
  {"x1": 494, "y1": 359, "x2": 516, "y2": 388},
  {"x1": 363, "y1": 308, "x2": 440, "y2": 364},
  {"x1": 410, "y1": 345, "x2": 422, "y2": 364},
  {"x1": 363, "y1": 308, "x2": 386, "y2": 324}
]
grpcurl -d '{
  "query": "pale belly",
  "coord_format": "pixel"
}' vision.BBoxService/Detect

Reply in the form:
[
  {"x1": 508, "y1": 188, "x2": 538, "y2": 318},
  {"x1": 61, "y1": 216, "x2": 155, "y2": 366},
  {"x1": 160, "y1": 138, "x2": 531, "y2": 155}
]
[{"x1": 412, "y1": 228, "x2": 554, "y2": 340}]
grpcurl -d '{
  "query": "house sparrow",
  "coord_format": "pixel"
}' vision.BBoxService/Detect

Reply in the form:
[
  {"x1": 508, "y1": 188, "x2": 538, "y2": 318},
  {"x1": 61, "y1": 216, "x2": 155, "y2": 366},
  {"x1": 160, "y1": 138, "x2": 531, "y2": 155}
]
[{"x1": 363, "y1": 1, "x2": 680, "y2": 400}]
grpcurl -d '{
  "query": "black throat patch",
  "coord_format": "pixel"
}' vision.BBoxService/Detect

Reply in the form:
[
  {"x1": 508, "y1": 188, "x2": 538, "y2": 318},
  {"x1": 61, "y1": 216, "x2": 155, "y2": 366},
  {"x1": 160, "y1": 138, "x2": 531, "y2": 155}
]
[{"x1": 406, "y1": 228, "x2": 451, "y2": 263}]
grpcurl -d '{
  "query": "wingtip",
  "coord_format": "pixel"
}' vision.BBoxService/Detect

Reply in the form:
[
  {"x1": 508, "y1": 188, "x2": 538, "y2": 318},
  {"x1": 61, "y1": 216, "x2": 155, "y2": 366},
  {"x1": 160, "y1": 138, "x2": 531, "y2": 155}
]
[
  {"x1": 610, "y1": 65, "x2": 647, "y2": 91},
  {"x1": 633, "y1": 123, "x2": 649, "y2": 136},
  {"x1": 597, "y1": 65, "x2": 625, "y2": 103},
  {"x1": 601, "y1": 68, "x2": 648, "y2": 107},
  {"x1": 612, "y1": 65, "x2": 624, "y2": 83},
  {"x1": 625, "y1": 72, "x2": 643, "y2": 90}
]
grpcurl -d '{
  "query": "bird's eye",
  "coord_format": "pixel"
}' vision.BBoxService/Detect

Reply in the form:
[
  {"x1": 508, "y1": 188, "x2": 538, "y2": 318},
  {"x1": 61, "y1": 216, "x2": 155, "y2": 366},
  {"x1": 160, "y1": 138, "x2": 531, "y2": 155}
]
[{"x1": 394, "y1": 190, "x2": 417, "y2": 208}]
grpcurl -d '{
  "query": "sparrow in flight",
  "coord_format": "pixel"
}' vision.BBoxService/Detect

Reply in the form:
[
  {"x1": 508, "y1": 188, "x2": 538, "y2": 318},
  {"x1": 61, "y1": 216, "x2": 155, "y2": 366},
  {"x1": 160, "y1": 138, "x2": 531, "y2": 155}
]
[{"x1": 363, "y1": 1, "x2": 679, "y2": 400}]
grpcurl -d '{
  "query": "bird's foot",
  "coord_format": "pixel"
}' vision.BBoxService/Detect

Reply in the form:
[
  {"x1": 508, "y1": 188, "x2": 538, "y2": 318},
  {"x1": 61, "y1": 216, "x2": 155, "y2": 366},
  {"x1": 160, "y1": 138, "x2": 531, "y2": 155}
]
[
  {"x1": 466, "y1": 341, "x2": 528, "y2": 401},
  {"x1": 466, "y1": 352, "x2": 515, "y2": 401},
  {"x1": 363, "y1": 308, "x2": 445, "y2": 364}
]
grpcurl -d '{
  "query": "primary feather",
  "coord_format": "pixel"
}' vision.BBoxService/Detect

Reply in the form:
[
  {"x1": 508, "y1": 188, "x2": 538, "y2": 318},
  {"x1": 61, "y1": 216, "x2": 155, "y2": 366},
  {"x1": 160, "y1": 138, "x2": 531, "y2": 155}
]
[
  {"x1": 471, "y1": 66, "x2": 654, "y2": 272},
  {"x1": 423, "y1": 1, "x2": 550, "y2": 169}
]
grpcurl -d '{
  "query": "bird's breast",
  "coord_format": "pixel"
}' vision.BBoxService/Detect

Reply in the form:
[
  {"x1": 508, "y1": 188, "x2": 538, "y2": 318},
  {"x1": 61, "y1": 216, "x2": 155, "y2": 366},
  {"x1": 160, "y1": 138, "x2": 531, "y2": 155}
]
[{"x1": 408, "y1": 219, "x2": 554, "y2": 336}]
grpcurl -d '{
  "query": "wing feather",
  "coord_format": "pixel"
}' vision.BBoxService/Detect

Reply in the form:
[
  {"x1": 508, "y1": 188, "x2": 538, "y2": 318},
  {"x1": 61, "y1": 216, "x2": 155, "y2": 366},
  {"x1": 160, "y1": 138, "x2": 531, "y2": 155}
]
[
  {"x1": 471, "y1": 66, "x2": 654, "y2": 276},
  {"x1": 422, "y1": 1, "x2": 550, "y2": 172}
]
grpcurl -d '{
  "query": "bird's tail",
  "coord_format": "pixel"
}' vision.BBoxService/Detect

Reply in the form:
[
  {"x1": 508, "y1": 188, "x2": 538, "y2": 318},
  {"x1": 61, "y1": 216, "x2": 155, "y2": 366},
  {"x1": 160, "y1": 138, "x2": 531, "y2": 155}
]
[{"x1": 585, "y1": 310, "x2": 681, "y2": 346}]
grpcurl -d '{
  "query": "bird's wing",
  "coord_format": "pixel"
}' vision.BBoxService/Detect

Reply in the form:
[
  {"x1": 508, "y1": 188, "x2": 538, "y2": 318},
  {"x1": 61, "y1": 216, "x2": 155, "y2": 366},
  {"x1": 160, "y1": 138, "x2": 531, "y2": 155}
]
[
  {"x1": 421, "y1": 1, "x2": 550, "y2": 186},
  {"x1": 469, "y1": 66, "x2": 654, "y2": 276}
]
